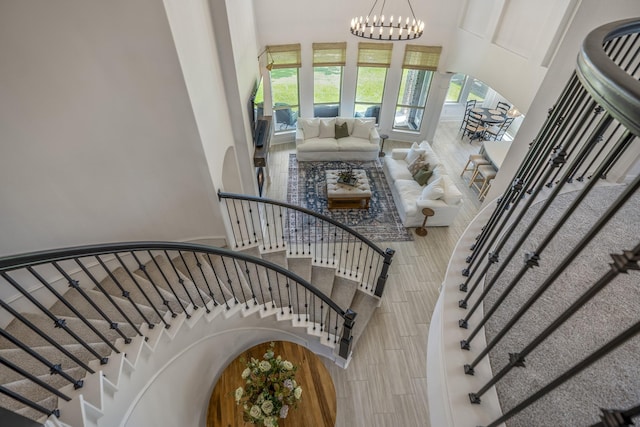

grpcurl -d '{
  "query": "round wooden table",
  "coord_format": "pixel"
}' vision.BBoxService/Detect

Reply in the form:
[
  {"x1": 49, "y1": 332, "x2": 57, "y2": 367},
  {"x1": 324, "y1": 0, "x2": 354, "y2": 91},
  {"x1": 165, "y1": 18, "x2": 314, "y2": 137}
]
[{"x1": 206, "y1": 341, "x2": 337, "y2": 427}]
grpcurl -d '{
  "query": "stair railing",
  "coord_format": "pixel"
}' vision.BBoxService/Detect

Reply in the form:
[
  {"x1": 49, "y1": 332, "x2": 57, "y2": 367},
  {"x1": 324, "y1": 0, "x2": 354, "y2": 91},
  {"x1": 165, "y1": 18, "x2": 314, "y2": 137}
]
[
  {"x1": 218, "y1": 191, "x2": 395, "y2": 297},
  {"x1": 450, "y1": 18, "x2": 640, "y2": 427},
  {"x1": 0, "y1": 242, "x2": 354, "y2": 421}
]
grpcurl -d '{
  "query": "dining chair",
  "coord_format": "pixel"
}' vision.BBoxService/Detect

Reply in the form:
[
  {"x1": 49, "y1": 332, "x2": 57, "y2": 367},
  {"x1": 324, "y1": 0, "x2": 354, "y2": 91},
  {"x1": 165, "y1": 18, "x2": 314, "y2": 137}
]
[
  {"x1": 496, "y1": 101, "x2": 511, "y2": 115},
  {"x1": 484, "y1": 116, "x2": 514, "y2": 141},
  {"x1": 461, "y1": 110, "x2": 485, "y2": 141},
  {"x1": 459, "y1": 100, "x2": 477, "y2": 131}
]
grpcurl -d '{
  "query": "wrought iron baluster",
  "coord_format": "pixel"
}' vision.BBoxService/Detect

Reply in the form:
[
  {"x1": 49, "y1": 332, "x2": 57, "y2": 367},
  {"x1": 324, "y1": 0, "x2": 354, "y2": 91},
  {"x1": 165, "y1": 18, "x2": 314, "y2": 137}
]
[
  {"x1": 170, "y1": 250, "x2": 207, "y2": 310},
  {"x1": 76, "y1": 258, "x2": 145, "y2": 337},
  {"x1": 0, "y1": 300, "x2": 95, "y2": 373},
  {"x1": 96, "y1": 255, "x2": 164, "y2": 329},
  {"x1": 125, "y1": 252, "x2": 177, "y2": 322},
  {"x1": 205, "y1": 253, "x2": 233, "y2": 309},
  {"x1": 1, "y1": 271, "x2": 108, "y2": 364},
  {"x1": 27, "y1": 265, "x2": 119, "y2": 353},
  {"x1": 52, "y1": 261, "x2": 130, "y2": 343}
]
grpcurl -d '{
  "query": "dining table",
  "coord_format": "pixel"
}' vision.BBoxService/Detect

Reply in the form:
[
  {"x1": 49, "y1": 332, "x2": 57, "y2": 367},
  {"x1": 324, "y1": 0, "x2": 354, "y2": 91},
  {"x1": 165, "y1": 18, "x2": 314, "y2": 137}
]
[{"x1": 471, "y1": 107, "x2": 507, "y2": 126}]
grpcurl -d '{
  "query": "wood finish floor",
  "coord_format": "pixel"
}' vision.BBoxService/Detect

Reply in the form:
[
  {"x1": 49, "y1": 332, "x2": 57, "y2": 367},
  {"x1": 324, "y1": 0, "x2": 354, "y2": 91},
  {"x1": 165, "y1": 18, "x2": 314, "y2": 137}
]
[
  {"x1": 263, "y1": 121, "x2": 486, "y2": 427},
  {"x1": 207, "y1": 341, "x2": 336, "y2": 427}
]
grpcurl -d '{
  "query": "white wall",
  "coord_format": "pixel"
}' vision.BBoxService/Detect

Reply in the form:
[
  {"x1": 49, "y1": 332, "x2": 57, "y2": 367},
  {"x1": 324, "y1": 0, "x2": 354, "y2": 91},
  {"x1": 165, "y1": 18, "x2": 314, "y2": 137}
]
[
  {"x1": 487, "y1": 0, "x2": 640, "y2": 201},
  {"x1": 0, "y1": 0, "x2": 225, "y2": 257},
  {"x1": 446, "y1": 0, "x2": 581, "y2": 114}
]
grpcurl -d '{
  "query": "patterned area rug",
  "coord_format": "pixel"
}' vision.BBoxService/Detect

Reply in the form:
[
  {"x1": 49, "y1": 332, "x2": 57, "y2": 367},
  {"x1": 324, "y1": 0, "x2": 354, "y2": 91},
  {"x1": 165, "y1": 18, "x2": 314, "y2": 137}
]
[{"x1": 287, "y1": 154, "x2": 413, "y2": 242}]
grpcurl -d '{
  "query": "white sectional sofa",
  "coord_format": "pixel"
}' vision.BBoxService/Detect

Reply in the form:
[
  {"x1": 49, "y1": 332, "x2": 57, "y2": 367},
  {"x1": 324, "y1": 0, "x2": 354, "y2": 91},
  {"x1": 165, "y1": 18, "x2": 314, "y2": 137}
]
[
  {"x1": 383, "y1": 141, "x2": 464, "y2": 227},
  {"x1": 295, "y1": 117, "x2": 380, "y2": 161}
]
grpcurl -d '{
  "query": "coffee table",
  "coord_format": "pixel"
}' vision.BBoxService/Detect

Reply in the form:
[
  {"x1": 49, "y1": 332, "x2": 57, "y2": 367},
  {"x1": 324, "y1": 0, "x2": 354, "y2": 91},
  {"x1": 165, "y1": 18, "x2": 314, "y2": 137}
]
[{"x1": 326, "y1": 169, "x2": 371, "y2": 209}]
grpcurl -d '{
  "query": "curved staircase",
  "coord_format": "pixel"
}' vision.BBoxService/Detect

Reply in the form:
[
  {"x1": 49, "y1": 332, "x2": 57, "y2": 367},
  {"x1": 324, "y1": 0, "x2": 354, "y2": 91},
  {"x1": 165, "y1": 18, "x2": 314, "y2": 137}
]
[{"x1": 0, "y1": 194, "x2": 393, "y2": 426}]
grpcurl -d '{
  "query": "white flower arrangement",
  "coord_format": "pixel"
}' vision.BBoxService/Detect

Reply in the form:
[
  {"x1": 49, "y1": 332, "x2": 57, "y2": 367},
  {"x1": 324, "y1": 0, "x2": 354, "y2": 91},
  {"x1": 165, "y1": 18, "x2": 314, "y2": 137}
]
[{"x1": 234, "y1": 342, "x2": 302, "y2": 426}]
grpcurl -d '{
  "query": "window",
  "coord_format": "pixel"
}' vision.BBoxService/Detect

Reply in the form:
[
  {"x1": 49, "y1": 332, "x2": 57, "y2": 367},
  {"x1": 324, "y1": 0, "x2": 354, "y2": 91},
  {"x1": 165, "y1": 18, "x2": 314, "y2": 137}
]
[
  {"x1": 267, "y1": 44, "x2": 301, "y2": 132},
  {"x1": 354, "y1": 43, "x2": 393, "y2": 124},
  {"x1": 393, "y1": 45, "x2": 441, "y2": 132},
  {"x1": 445, "y1": 73, "x2": 467, "y2": 103},
  {"x1": 313, "y1": 43, "x2": 346, "y2": 118},
  {"x1": 468, "y1": 77, "x2": 489, "y2": 103}
]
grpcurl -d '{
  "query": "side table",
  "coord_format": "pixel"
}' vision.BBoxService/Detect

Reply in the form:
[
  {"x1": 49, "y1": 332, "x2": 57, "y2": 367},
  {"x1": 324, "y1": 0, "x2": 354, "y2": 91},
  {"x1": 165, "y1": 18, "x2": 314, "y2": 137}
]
[
  {"x1": 379, "y1": 134, "x2": 389, "y2": 157},
  {"x1": 415, "y1": 207, "x2": 435, "y2": 236}
]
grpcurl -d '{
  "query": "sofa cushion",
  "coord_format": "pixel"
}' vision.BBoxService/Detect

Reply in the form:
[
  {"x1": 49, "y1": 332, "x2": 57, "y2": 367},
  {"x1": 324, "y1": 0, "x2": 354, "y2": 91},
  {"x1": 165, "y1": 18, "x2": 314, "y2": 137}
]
[
  {"x1": 385, "y1": 157, "x2": 414, "y2": 181},
  {"x1": 296, "y1": 138, "x2": 339, "y2": 152},
  {"x1": 352, "y1": 119, "x2": 375, "y2": 139},
  {"x1": 421, "y1": 176, "x2": 445, "y2": 200},
  {"x1": 441, "y1": 175, "x2": 463, "y2": 205},
  {"x1": 299, "y1": 118, "x2": 320, "y2": 139},
  {"x1": 394, "y1": 179, "x2": 424, "y2": 217},
  {"x1": 335, "y1": 122, "x2": 349, "y2": 139},
  {"x1": 337, "y1": 137, "x2": 380, "y2": 152},
  {"x1": 319, "y1": 118, "x2": 336, "y2": 138}
]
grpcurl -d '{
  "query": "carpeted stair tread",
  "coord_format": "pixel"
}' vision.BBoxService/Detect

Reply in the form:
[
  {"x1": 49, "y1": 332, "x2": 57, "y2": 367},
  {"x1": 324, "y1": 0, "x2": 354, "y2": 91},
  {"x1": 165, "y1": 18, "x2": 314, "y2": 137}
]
[
  {"x1": 49, "y1": 288, "x2": 156, "y2": 327},
  {"x1": 260, "y1": 250, "x2": 288, "y2": 269},
  {"x1": 0, "y1": 343, "x2": 108, "y2": 382},
  {"x1": 308, "y1": 265, "x2": 336, "y2": 323},
  {"x1": 2, "y1": 313, "x2": 128, "y2": 348},
  {"x1": 172, "y1": 252, "x2": 230, "y2": 306},
  {"x1": 259, "y1": 249, "x2": 293, "y2": 310},
  {"x1": 238, "y1": 247, "x2": 277, "y2": 306},
  {"x1": 98, "y1": 267, "x2": 171, "y2": 322},
  {"x1": 329, "y1": 276, "x2": 359, "y2": 310},
  {"x1": 349, "y1": 291, "x2": 380, "y2": 347},
  {"x1": 285, "y1": 257, "x2": 312, "y2": 316},
  {"x1": 137, "y1": 255, "x2": 206, "y2": 310},
  {"x1": 14, "y1": 395, "x2": 57, "y2": 423},
  {"x1": 1, "y1": 365, "x2": 85, "y2": 407},
  {"x1": 206, "y1": 255, "x2": 253, "y2": 305}
]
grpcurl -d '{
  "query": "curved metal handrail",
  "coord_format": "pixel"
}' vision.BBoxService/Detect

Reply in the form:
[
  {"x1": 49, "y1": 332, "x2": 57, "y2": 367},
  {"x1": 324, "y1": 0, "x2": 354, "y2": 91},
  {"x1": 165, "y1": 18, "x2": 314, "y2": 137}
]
[
  {"x1": 0, "y1": 241, "x2": 346, "y2": 317},
  {"x1": 217, "y1": 191, "x2": 387, "y2": 256},
  {"x1": 577, "y1": 17, "x2": 640, "y2": 136}
]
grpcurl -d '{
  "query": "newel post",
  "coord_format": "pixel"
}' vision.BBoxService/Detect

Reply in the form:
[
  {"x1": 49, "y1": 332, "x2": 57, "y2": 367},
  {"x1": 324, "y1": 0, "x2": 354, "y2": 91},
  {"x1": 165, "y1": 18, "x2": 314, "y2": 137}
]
[
  {"x1": 374, "y1": 248, "x2": 395, "y2": 297},
  {"x1": 339, "y1": 309, "x2": 357, "y2": 360}
]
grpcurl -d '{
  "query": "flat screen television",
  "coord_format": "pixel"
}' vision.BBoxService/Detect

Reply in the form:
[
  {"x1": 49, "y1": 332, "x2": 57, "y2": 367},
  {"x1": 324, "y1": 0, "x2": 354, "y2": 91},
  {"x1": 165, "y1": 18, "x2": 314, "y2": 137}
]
[{"x1": 249, "y1": 76, "x2": 264, "y2": 143}]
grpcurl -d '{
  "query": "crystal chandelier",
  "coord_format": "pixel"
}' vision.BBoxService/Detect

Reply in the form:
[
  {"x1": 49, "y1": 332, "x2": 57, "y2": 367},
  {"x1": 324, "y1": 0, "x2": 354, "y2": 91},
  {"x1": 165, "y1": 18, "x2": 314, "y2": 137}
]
[{"x1": 350, "y1": 0, "x2": 424, "y2": 41}]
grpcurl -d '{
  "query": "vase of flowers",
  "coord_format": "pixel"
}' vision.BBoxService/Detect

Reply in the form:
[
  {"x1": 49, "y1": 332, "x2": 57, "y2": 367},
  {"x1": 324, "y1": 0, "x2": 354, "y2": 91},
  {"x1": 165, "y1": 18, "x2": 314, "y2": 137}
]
[{"x1": 234, "y1": 342, "x2": 302, "y2": 426}]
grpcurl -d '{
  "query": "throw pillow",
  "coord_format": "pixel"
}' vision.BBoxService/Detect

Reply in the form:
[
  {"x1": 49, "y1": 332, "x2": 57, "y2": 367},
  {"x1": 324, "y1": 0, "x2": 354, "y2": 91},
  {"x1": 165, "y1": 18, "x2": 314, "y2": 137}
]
[
  {"x1": 420, "y1": 177, "x2": 445, "y2": 200},
  {"x1": 300, "y1": 118, "x2": 320, "y2": 139},
  {"x1": 405, "y1": 142, "x2": 426, "y2": 165},
  {"x1": 319, "y1": 118, "x2": 336, "y2": 138},
  {"x1": 335, "y1": 122, "x2": 349, "y2": 139},
  {"x1": 352, "y1": 119, "x2": 374, "y2": 139},
  {"x1": 407, "y1": 155, "x2": 428, "y2": 175},
  {"x1": 336, "y1": 118, "x2": 355, "y2": 135},
  {"x1": 413, "y1": 167, "x2": 433, "y2": 186}
]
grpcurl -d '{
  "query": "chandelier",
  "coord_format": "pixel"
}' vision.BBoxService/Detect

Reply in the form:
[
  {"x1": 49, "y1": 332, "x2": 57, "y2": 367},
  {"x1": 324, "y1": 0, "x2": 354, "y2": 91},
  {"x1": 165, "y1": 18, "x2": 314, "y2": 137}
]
[{"x1": 350, "y1": 0, "x2": 424, "y2": 41}]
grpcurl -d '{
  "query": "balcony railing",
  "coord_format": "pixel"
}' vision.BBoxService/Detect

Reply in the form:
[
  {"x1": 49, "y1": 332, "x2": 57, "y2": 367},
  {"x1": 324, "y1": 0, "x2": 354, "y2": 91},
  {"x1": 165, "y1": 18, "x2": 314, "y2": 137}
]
[{"x1": 432, "y1": 17, "x2": 640, "y2": 427}]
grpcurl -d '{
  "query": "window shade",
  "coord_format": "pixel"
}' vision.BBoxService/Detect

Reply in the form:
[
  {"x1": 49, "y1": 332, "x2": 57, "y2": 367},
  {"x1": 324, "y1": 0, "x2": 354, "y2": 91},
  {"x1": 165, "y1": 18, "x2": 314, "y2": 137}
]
[
  {"x1": 313, "y1": 42, "x2": 347, "y2": 66},
  {"x1": 402, "y1": 45, "x2": 442, "y2": 71},
  {"x1": 267, "y1": 44, "x2": 302, "y2": 69},
  {"x1": 357, "y1": 42, "x2": 393, "y2": 67}
]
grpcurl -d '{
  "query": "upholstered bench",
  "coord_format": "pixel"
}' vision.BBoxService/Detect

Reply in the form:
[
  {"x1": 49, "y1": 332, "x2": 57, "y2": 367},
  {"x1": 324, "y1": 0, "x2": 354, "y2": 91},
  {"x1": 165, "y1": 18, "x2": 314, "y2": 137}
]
[{"x1": 326, "y1": 169, "x2": 371, "y2": 209}]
